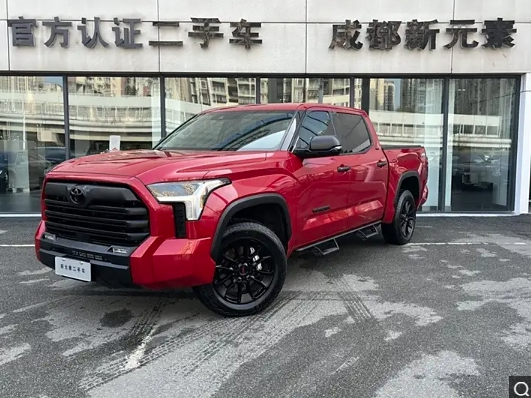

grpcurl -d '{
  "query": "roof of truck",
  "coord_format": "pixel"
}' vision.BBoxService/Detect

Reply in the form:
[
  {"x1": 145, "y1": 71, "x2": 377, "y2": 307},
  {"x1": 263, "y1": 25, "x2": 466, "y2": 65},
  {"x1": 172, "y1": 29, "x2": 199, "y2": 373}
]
[{"x1": 201, "y1": 103, "x2": 366, "y2": 115}]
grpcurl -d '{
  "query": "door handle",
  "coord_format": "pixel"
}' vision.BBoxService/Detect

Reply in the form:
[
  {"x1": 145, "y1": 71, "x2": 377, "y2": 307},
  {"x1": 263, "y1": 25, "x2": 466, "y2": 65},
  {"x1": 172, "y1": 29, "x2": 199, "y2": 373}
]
[
  {"x1": 376, "y1": 160, "x2": 388, "y2": 168},
  {"x1": 337, "y1": 165, "x2": 351, "y2": 173}
]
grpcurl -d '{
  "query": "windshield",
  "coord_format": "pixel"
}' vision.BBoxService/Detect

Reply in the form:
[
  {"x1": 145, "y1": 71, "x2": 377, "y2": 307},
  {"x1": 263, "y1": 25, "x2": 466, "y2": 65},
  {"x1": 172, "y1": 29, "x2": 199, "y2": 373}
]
[{"x1": 155, "y1": 110, "x2": 296, "y2": 151}]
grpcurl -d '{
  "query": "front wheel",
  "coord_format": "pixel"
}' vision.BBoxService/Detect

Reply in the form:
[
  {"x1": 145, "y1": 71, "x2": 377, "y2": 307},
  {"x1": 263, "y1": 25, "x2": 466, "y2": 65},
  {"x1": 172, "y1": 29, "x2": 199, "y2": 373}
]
[
  {"x1": 381, "y1": 189, "x2": 417, "y2": 245},
  {"x1": 193, "y1": 221, "x2": 287, "y2": 317}
]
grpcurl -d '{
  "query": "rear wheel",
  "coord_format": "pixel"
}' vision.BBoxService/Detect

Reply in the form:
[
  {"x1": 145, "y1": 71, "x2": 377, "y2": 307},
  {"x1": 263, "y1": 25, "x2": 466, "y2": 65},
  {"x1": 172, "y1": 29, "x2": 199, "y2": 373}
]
[
  {"x1": 381, "y1": 189, "x2": 417, "y2": 245},
  {"x1": 193, "y1": 221, "x2": 287, "y2": 317}
]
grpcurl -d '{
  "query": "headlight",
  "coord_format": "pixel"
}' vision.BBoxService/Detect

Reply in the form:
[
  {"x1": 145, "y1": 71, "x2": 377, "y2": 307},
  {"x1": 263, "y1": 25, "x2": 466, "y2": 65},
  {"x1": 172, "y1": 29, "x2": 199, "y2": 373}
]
[{"x1": 147, "y1": 178, "x2": 231, "y2": 220}]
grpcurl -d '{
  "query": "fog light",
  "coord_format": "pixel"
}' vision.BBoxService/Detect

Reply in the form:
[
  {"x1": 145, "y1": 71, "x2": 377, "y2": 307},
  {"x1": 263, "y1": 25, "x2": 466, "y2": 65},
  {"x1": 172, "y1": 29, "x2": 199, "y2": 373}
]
[
  {"x1": 43, "y1": 232, "x2": 56, "y2": 241},
  {"x1": 111, "y1": 247, "x2": 128, "y2": 255}
]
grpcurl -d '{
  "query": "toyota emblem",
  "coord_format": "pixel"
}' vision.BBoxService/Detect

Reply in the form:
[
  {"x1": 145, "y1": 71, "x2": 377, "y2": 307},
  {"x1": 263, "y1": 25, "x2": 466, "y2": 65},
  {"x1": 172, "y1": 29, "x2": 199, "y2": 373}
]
[{"x1": 70, "y1": 187, "x2": 85, "y2": 204}]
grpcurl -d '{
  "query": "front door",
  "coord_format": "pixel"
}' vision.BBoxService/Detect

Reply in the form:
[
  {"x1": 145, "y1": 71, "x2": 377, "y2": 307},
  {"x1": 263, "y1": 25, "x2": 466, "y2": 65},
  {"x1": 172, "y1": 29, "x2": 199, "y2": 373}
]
[{"x1": 290, "y1": 110, "x2": 351, "y2": 248}]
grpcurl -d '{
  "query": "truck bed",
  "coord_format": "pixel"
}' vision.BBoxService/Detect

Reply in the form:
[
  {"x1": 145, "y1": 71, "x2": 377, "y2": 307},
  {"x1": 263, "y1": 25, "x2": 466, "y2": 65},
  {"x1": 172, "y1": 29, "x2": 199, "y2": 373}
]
[{"x1": 382, "y1": 145, "x2": 427, "y2": 170}]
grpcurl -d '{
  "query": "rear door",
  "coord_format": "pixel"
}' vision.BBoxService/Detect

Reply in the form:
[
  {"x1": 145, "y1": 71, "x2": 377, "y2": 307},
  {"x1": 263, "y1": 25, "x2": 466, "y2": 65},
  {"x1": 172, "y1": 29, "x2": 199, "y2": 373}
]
[
  {"x1": 291, "y1": 109, "x2": 351, "y2": 247},
  {"x1": 331, "y1": 111, "x2": 389, "y2": 229}
]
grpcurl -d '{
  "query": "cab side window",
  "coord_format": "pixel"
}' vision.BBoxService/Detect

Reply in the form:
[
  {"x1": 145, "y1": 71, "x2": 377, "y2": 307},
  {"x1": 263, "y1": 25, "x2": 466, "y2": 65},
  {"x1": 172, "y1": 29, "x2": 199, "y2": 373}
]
[
  {"x1": 295, "y1": 111, "x2": 335, "y2": 150},
  {"x1": 332, "y1": 112, "x2": 372, "y2": 154}
]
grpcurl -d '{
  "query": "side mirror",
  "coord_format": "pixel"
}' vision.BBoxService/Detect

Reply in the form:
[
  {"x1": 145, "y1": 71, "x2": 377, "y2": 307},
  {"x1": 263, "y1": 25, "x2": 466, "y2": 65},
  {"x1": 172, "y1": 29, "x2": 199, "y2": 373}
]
[{"x1": 294, "y1": 135, "x2": 342, "y2": 159}]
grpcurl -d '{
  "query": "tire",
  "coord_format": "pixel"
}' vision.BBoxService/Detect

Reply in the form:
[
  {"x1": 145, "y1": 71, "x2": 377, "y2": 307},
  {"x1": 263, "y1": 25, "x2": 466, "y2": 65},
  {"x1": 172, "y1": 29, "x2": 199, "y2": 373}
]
[
  {"x1": 381, "y1": 189, "x2": 417, "y2": 245},
  {"x1": 193, "y1": 221, "x2": 287, "y2": 317}
]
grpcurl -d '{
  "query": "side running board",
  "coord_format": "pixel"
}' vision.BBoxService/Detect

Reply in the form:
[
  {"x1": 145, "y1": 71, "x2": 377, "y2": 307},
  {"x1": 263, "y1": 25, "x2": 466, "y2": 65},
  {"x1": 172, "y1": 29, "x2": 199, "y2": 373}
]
[
  {"x1": 296, "y1": 222, "x2": 381, "y2": 257},
  {"x1": 356, "y1": 224, "x2": 379, "y2": 240}
]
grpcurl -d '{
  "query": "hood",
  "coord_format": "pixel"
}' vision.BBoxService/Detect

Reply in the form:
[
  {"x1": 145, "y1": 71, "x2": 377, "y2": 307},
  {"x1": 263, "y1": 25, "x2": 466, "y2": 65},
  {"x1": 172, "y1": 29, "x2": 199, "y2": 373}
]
[{"x1": 49, "y1": 149, "x2": 268, "y2": 184}]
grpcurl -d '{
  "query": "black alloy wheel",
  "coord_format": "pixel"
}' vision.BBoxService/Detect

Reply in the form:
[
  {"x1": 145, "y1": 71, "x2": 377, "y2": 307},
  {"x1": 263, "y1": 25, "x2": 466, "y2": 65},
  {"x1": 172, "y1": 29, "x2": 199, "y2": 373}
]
[
  {"x1": 193, "y1": 221, "x2": 287, "y2": 317},
  {"x1": 399, "y1": 196, "x2": 416, "y2": 240},
  {"x1": 381, "y1": 189, "x2": 417, "y2": 245},
  {"x1": 213, "y1": 239, "x2": 275, "y2": 305}
]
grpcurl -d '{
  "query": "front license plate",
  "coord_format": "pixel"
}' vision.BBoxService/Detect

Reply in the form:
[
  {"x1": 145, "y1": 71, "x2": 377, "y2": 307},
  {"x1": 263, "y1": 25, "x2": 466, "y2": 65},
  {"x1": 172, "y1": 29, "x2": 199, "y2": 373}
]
[{"x1": 55, "y1": 257, "x2": 92, "y2": 282}]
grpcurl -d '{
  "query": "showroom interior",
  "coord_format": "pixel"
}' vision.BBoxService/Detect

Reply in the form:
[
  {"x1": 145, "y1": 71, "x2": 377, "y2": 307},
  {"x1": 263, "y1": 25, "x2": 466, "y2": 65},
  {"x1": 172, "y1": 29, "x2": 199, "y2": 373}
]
[{"x1": 0, "y1": 74, "x2": 520, "y2": 215}]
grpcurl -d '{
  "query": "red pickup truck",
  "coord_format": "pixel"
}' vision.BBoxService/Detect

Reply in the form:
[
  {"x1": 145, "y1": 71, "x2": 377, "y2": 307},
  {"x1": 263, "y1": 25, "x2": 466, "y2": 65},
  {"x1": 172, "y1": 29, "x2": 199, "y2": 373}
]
[{"x1": 35, "y1": 103, "x2": 428, "y2": 317}]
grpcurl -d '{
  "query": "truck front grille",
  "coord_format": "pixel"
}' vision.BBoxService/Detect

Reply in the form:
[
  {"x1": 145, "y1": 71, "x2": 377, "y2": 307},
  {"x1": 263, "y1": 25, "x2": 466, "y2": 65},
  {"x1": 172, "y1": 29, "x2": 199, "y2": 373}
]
[{"x1": 43, "y1": 180, "x2": 150, "y2": 247}]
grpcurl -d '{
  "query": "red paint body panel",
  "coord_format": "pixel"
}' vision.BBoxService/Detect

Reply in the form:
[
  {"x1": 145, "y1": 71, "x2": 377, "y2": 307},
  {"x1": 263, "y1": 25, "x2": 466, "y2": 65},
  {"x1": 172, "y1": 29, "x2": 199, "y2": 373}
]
[
  {"x1": 35, "y1": 103, "x2": 428, "y2": 289},
  {"x1": 381, "y1": 148, "x2": 429, "y2": 224},
  {"x1": 34, "y1": 221, "x2": 45, "y2": 260}
]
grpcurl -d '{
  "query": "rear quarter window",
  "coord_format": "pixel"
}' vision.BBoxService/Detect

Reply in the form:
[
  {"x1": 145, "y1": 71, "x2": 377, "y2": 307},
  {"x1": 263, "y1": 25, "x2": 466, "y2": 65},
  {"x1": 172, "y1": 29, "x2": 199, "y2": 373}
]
[{"x1": 332, "y1": 112, "x2": 372, "y2": 154}]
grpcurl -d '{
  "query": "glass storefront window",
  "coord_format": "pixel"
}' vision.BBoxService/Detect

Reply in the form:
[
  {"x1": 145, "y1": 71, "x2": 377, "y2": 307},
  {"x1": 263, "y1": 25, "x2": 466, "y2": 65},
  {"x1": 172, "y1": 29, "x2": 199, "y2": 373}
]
[
  {"x1": 0, "y1": 76, "x2": 64, "y2": 213},
  {"x1": 0, "y1": 75, "x2": 521, "y2": 214},
  {"x1": 369, "y1": 78, "x2": 444, "y2": 211},
  {"x1": 261, "y1": 78, "x2": 300, "y2": 103},
  {"x1": 446, "y1": 78, "x2": 517, "y2": 211},
  {"x1": 352, "y1": 78, "x2": 362, "y2": 109},
  {"x1": 261, "y1": 78, "x2": 355, "y2": 106},
  {"x1": 68, "y1": 77, "x2": 162, "y2": 157},
  {"x1": 165, "y1": 77, "x2": 257, "y2": 135}
]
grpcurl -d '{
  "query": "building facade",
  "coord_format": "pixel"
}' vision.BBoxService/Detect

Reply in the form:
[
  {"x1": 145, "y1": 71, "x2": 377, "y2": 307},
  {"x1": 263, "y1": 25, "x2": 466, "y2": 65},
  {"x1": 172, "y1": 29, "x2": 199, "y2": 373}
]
[{"x1": 0, "y1": 0, "x2": 530, "y2": 215}]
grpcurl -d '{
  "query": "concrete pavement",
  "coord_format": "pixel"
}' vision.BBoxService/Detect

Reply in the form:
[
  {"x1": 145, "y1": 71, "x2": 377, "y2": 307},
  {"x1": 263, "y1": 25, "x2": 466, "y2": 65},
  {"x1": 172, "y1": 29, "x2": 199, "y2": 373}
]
[{"x1": 0, "y1": 217, "x2": 530, "y2": 397}]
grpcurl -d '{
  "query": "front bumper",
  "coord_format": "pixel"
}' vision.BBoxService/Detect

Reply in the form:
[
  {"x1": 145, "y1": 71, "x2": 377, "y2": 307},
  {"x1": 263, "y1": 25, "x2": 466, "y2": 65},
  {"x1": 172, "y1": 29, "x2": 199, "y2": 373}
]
[{"x1": 36, "y1": 220, "x2": 216, "y2": 289}]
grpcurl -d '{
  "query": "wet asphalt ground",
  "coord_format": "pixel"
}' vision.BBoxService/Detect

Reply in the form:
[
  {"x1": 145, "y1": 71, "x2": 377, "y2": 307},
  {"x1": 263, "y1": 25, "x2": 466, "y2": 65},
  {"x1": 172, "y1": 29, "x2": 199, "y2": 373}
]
[{"x1": 1, "y1": 216, "x2": 531, "y2": 398}]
